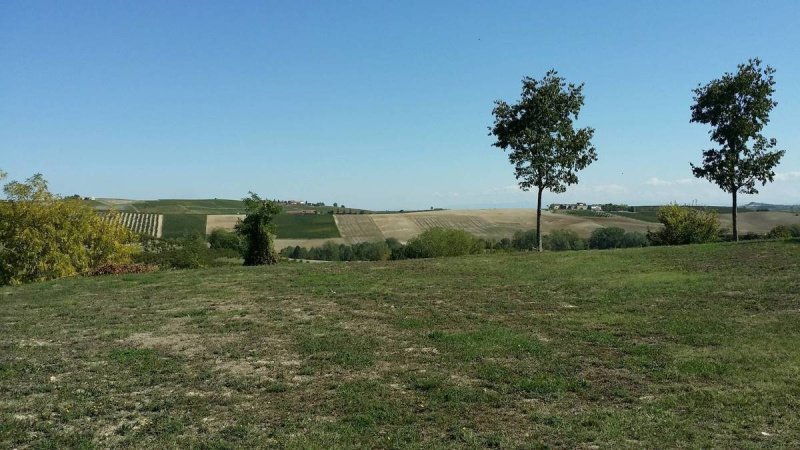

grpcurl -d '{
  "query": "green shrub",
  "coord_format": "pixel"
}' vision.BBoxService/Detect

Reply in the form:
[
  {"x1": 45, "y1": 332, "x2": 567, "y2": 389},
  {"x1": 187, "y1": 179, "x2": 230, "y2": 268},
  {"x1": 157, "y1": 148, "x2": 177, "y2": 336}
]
[
  {"x1": 790, "y1": 224, "x2": 800, "y2": 238},
  {"x1": 404, "y1": 228, "x2": 483, "y2": 258},
  {"x1": 134, "y1": 235, "x2": 209, "y2": 269},
  {"x1": 511, "y1": 229, "x2": 538, "y2": 251},
  {"x1": 767, "y1": 225, "x2": 792, "y2": 239},
  {"x1": 208, "y1": 228, "x2": 242, "y2": 251},
  {"x1": 543, "y1": 229, "x2": 587, "y2": 251},
  {"x1": 589, "y1": 227, "x2": 626, "y2": 249},
  {"x1": 622, "y1": 231, "x2": 649, "y2": 248},
  {"x1": 647, "y1": 204, "x2": 720, "y2": 246}
]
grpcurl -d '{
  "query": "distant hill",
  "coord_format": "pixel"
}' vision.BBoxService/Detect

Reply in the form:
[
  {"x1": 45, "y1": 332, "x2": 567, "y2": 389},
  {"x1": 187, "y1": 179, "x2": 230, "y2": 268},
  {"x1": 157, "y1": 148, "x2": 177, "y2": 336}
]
[{"x1": 742, "y1": 202, "x2": 800, "y2": 212}]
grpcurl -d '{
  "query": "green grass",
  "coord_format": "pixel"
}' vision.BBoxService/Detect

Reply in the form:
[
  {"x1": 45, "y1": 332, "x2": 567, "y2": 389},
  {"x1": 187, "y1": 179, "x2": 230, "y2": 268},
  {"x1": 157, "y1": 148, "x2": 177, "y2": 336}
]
[
  {"x1": 161, "y1": 214, "x2": 207, "y2": 238},
  {"x1": 273, "y1": 214, "x2": 341, "y2": 239},
  {"x1": 2, "y1": 241, "x2": 799, "y2": 447}
]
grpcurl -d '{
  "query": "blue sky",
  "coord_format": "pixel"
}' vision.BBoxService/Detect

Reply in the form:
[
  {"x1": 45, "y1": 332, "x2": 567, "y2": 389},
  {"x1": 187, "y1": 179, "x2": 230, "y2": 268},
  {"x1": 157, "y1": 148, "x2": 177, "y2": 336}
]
[{"x1": 1, "y1": 0, "x2": 798, "y2": 210}]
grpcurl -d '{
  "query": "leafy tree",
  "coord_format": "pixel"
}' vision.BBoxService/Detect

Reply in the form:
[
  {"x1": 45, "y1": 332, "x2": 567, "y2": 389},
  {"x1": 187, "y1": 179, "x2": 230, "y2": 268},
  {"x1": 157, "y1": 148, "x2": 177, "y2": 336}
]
[
  {"x1": 208, "y1": 228, "x2": 241, "y2": 251},
  {"x1": 543, "y1": 229, "x2": 586, "y2": 251},
  {"x1": 236, "y1": 192, "x2": 282, "y2": 265},
  {"x1": 588, "y1": 227, "x2": 626, "y2": 249},
  {"x1": 621, "y1": 231, "x2": 649, "y2": 248},
  {"x1": 0, "y1": 173, "x2": 135, "y2": 285},
  {"x1": 490, "y1": 70, "x2": 597, "y2": 251},
  {"x1": 647, "y1": 204, "x2": 720, "y2": 246},
  {"x1": 404, "y1": 228, "x2": 482, "y2": 258},
  {"x1": 690, "y1": 58, "x2": 786, "y2": 241},
  {"x1": 511, "y1": 229, "x2": 539, "y2": 251}
]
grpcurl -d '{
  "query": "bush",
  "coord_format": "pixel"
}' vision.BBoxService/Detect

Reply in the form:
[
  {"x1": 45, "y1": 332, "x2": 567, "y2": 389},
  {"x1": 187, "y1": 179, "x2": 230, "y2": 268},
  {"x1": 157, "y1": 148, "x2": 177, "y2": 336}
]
[
  {"x1": 403, "y1": 228, "x2": 483, "y2": 259},
  {"x1": 767, "y1": 225, "x2": 792, "y2": 239},
  {"x1": 208, "y1": 228, "x2": 242, "y2": 251},
  {"x1": 790, "y1": 224, "x2": 800, "y2": 238},
  {"x1": 647, "y1": 204, "x2": 720, "y2": 246},
  {"x1": 0, "y1": 174, "x2": 135, "y2": 285},
  {"x1": 543, "y1": 229, "x2": 587, "y2": 251},
  {"x1": 622, "y1": 231, "x2": 649, "y2": 248},
  {"x1": 134, "y1": 235, "x2": 210, "y2": 269},
  {"x1": 511, "y1": 229, "x2": 538, "y2": 251},
  {"x1": 589, "y1": 227, "x2": 626, "y2": 249}
]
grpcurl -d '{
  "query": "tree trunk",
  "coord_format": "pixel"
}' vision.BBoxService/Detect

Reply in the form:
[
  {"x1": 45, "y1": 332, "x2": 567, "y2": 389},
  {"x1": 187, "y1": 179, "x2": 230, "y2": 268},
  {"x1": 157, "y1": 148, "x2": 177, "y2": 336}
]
[
  {"x1": 536, "y1": 187, "x2": 543, "y2": 252},
  {"x1": 731, "y1": 190, "x2": 738, "y2": 242}
]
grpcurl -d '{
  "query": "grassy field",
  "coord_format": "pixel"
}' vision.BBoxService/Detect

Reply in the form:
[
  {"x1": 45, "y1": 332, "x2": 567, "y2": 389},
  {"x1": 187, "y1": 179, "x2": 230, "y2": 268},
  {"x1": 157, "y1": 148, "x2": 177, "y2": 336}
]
[
  {"x1": 2, "y1": 241, "x2": 799, "y2": 447},
  {"x1": 161, "y1": 214, "x2": 207, "y2": 239}
]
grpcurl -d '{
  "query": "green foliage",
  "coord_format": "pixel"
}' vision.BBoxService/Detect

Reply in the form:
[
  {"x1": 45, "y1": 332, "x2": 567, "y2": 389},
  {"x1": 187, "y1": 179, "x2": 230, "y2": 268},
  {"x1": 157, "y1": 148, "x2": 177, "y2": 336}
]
[
  {"x1": 648, "y1": 204, "x2": 720, "y2": 246},
  {"x1": 236, "y1": 192, "x2": 281, "y2": 266},
  {"x1": 543, "y1": 229, "x2": 587, "y2": 251},
  {"x1": 589, "y1": 227, "x2": 626, "y2": 249},
  {"x1": 690, "y1": 58, "x2": 786, "y2": 240},
  {"x1": 0, "y1": 173, "x2": 135, "y2": 285},
  {"x1": 287, "y1": 240, "x2": 392, "y2": 262},
  {"x1": 588, "y1": 228, "x2": 649, "y2": 249},
  {"x1": 134, "y1": 235, "x2": 210, "y2": 269},
  {"x1": 404, "y1": 228, "x2": 483, "y2": 258},
  {"x1": 766, "y1": 225, "x2": 792, "y2": 239},
  {"x1": 490, "y1": 69, "x2": 597, "y2": 251},
  {"x1": 208, "y1": 228, "x2": 242, "y2": 251},
  {"x1": 511, "y1": 229, "x2": 538, "y2": 251}
]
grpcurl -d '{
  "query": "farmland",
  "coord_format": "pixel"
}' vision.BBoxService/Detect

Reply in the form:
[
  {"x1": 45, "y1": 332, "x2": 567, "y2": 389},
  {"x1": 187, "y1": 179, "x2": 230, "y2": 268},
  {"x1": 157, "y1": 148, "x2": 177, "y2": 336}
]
[
  {"x1": 104, "y1": 212, "x2": 163, "y2": 238},
  {"x1": 89, "y1": 199, "x2": 800, "y2": 246},
  {"x1": 2, "y1": 240, "x2": 799, "y2": 447}
]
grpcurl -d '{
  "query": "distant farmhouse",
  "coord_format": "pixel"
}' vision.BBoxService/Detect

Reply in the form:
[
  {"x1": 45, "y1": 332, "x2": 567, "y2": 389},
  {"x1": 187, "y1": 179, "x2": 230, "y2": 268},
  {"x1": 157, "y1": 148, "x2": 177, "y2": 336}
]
[{"x1": 549, "y1": 202, "x2": 603, "y2": 211}]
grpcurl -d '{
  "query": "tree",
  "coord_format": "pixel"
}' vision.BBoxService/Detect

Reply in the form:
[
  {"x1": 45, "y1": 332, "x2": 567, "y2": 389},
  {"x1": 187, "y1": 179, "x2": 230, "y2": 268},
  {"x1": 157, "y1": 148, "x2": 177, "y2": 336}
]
[
  {"x1": 690, "y1": 58, "x2": 786, "y2": 241},
  {"x1": 490, "y1": 70, "x2": 597, "y2": 251},
  {"x1": 0, "y1": 172, "x2": 135, "y2": 285},
  {"x1": 235, "y1": 192, "x2": 282, "y2": 265}
]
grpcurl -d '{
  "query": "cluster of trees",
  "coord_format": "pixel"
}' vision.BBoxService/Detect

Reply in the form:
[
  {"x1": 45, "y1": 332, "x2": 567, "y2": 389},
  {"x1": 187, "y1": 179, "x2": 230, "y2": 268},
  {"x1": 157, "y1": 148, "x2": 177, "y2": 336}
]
[
  {"x1": 282, "y1": 229, "x2": 485, "y2": 262},
  {"x1": 281, "y1": 240, "x2": 391, "y2": 262},
  {"x1": 492, "y1": 59, "x2": 786, "y2": 245}
]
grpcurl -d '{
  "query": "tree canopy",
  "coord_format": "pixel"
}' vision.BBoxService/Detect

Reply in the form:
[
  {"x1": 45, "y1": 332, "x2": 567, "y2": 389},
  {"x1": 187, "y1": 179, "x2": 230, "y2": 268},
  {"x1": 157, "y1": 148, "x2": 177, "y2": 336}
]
[
  {"x1": 490, "y1": 70, "x2": 597, "y2": 251},
  {"x1": 690, "y1": 58, "x2": 786, "y2": 240}
]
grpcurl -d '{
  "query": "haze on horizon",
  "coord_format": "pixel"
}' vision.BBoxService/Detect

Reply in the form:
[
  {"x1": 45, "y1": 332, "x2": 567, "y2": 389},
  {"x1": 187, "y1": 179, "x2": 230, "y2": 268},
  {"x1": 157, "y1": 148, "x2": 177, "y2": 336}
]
[{"x1": 1, "y1": 0, "x2": 798, "y2": 211}]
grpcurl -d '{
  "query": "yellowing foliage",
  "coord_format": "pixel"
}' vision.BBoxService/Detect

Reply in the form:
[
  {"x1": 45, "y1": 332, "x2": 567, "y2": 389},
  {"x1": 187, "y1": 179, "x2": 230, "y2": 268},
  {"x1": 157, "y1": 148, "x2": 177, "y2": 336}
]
[{"x1": 0, "y1": 173, "x2": 135, "y2": 285}]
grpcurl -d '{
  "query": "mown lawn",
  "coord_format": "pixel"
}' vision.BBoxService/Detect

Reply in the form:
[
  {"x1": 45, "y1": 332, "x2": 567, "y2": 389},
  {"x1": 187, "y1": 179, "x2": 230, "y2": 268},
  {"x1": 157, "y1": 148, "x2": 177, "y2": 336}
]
[{"x1": 1, "y1": 241, "x2": 799, "y2": 448}]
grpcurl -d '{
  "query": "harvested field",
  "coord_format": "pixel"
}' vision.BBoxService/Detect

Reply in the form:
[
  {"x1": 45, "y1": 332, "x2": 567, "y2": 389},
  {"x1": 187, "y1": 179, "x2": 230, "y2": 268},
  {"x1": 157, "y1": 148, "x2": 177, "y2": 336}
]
[
  {"x1": 333, "y1": 215, "x2": 384, "y2": 244},
  {"x1": 364, "y1": 209, "x2": 657, "y2": 242},
  {"x1": 205, "y1": 214, "x2": 244, "y2": 234},
  {"x1": 718, "y1": 211, "x2": 800, "y2": 234}
]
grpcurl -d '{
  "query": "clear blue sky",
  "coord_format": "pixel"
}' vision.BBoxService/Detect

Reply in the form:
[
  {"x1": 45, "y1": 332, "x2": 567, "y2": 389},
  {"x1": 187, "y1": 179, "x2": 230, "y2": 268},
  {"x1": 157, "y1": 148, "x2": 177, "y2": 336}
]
[{"x1": 2, "y1": 0, "x2": 798, "y2": 210}]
